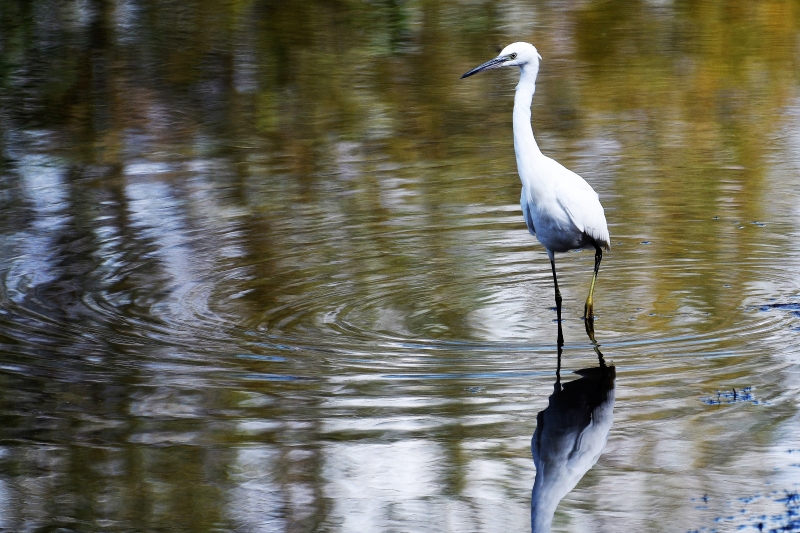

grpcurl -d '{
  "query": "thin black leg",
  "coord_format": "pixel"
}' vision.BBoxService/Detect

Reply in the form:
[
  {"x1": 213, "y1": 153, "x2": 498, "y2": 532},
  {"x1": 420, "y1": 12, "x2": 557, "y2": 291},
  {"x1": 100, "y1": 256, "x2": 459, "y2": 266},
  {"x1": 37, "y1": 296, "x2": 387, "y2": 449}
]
[
  {"x1": 550, "y1": 257, "x2": 563, "y2": 345},
  {"x1": 555, "y1": 329, "x2": 563, "y2": 391}
]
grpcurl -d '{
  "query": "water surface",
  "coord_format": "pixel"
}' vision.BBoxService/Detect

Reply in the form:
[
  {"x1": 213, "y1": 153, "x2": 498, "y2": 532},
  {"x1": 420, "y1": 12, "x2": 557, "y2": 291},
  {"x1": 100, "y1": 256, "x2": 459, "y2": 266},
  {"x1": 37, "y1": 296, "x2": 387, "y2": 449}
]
[{"x1": 1, "y1": 1, "x2": 800, "y2": 531}]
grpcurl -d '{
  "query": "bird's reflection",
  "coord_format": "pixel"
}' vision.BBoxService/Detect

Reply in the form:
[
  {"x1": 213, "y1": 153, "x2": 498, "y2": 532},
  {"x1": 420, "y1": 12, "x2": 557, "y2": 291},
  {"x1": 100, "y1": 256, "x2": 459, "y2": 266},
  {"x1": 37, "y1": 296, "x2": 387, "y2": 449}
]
[{"x1": 531, "y1": 319, "x2": 616, "y2": 532}]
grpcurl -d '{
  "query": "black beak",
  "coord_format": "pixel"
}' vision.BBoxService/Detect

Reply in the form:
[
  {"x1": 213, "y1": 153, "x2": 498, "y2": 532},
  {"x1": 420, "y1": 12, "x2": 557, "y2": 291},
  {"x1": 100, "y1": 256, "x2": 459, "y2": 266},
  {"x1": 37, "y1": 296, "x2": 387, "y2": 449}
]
[{"x1": 461, "y1": 56, "x2": 508, "y2": 79}]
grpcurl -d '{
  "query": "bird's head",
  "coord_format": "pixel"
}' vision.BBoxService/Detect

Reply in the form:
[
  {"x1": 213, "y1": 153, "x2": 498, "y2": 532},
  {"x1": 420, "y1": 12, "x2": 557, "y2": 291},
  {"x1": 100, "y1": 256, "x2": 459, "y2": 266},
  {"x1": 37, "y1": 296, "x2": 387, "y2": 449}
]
[{"x1": 461, "y1": 42, "x2": 542, "y2": 79}]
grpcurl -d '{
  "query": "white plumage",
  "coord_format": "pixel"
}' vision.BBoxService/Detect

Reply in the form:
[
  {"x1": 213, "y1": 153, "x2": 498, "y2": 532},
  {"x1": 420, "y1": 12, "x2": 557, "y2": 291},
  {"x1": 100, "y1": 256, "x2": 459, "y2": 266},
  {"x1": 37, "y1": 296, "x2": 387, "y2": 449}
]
[
  {"x1": 463, "y1": 42, "x2": 610, "y2": 325},
  {"x1": 519, "y1": 158, "x2": 610, "y2": 256}
]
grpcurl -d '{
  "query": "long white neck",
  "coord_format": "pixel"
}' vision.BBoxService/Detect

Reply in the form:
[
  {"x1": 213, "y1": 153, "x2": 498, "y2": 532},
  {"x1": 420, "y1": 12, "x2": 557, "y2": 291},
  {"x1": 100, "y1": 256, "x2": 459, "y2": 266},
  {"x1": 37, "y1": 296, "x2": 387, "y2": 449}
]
[{"x1": 513, "y1": 66, "x2": 542, "y2": 184}]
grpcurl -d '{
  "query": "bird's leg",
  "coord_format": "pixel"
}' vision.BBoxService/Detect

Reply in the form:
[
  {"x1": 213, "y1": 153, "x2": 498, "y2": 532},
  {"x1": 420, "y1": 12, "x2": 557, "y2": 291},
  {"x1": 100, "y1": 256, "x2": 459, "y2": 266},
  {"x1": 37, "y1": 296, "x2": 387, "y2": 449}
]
[
  {"x1": 550, "y1": 257, "x2": 563, "y2": 345},
  {"x1": 584, "y1": 245, "x2": 603, "y2": 320},
  {"x1": 584, "y1": 313, "x2": 596, "y2": 343},
  {"x1": 555, "y1": 331, "x2": 563, "y2": 391},
  {"x1": 584, "y1": 314, "x2": 606, "y2": 369},
  {"x1": 593, "y1": 337, "x2": 607, "y2": 369}
]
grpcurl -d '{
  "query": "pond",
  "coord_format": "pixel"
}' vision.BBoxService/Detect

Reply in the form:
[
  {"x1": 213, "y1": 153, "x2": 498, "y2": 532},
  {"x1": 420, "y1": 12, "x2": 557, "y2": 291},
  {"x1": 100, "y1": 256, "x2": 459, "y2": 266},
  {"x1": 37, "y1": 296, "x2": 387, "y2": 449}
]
[{"x1": 1, "y1": 1, "x2": 800, "y2": 531}]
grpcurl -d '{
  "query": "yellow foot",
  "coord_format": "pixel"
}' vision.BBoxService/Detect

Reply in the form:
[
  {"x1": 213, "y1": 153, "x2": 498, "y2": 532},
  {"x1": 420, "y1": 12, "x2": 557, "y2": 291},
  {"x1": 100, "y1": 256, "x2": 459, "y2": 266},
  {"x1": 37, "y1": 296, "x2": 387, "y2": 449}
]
[
  {"x1": 584, "y1": 300, "x2": 594, "y2": 320},
  {"x1": 584, "y1": 314, "x2": 596, "y2": 343}
]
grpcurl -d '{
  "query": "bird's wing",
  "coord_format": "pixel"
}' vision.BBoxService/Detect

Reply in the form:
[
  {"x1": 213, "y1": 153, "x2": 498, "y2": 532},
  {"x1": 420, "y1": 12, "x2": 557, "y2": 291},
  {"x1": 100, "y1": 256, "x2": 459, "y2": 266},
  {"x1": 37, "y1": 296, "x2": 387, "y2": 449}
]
[
  {"x1": 551, "y1": 163, "x2": 611, "y2": 251},
  {"x1": 520, "y1": 187, "x2": 536, "y2": 236},
  {"x1": 557, "y1": 193, "x2": 610, "y2": 251}
]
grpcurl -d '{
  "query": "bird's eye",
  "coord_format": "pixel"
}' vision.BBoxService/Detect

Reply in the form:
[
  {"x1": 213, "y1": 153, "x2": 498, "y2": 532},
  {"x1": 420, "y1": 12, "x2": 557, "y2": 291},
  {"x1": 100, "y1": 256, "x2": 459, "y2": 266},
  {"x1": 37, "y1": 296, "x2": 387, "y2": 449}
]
[{"x1": 509, "y1": 53, "x2": 517, "y2": 59}]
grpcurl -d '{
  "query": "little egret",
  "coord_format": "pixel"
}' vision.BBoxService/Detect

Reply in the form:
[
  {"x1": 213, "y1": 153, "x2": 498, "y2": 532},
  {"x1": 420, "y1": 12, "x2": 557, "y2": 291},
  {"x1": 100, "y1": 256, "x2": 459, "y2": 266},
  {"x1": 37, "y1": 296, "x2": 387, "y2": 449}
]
[{"x1": 462, "y1": 42, "x2": 610, "y2": 332}]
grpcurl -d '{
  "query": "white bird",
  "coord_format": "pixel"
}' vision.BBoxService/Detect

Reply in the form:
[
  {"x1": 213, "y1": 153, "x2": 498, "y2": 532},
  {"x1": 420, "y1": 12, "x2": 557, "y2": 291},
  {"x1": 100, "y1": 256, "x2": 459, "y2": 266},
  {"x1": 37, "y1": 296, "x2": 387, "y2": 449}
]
[{"x1": 462, "y1": 43, "x2": 610, "y2": 332}]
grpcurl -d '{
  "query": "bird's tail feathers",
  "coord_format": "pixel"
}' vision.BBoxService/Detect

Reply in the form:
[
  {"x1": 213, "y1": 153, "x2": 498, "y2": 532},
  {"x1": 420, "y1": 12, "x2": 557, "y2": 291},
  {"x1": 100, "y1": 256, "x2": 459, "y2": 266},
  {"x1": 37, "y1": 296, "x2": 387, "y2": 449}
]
[{"x1": 587, "y1": 226, "x2": 611, "y2": 252}]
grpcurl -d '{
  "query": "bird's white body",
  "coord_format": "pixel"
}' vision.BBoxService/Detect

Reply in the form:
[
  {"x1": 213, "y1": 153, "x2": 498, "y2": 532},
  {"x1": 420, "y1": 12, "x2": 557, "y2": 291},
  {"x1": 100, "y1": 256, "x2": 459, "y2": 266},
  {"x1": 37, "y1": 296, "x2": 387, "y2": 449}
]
[
  {"x1": 462, "y1": 41, "x2": 609, "y2": 321},
  {"x1": 510, "y1": 47, "x2": 610, "y2": 261}
]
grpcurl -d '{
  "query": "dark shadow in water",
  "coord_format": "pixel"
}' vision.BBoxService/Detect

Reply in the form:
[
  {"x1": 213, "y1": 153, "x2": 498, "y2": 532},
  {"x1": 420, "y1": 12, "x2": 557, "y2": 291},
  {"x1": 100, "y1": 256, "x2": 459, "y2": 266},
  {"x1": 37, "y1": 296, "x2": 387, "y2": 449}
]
[{"x1": 531, "y1": 319, "x2": 616, "y2": 533}]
